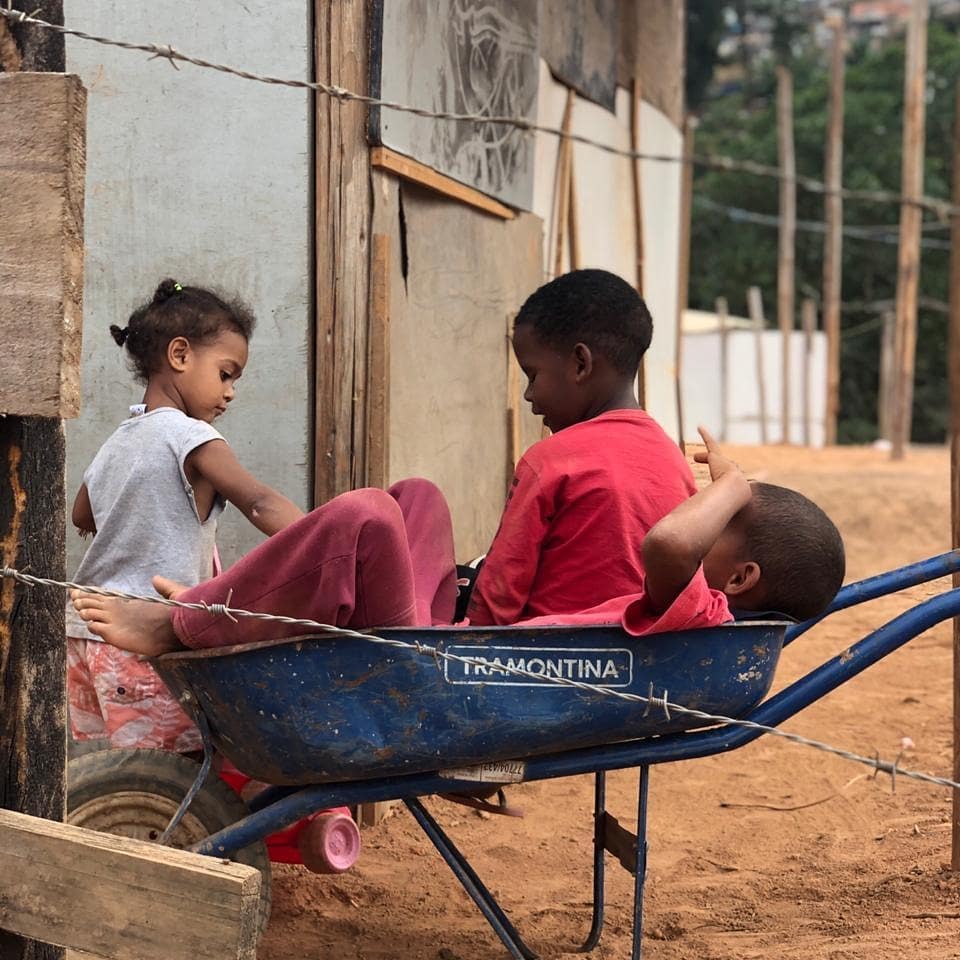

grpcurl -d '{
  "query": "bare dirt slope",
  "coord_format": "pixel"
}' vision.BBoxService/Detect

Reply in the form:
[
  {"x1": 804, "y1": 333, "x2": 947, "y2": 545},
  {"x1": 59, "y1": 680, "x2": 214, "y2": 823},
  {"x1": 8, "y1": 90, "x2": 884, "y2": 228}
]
[{"x1": 260, "y1": 445, "x2": 960, "y2": 960}]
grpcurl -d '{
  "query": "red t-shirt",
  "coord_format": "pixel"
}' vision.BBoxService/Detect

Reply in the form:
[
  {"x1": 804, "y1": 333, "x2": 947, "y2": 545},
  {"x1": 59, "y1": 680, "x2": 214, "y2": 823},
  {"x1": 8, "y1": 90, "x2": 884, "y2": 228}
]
[
  {"x1": 466, "y1": 409, "x2": 697, "y2": 626},
  {"x1": 518, "y1": 567, "x2": 732, "y2": 636}
]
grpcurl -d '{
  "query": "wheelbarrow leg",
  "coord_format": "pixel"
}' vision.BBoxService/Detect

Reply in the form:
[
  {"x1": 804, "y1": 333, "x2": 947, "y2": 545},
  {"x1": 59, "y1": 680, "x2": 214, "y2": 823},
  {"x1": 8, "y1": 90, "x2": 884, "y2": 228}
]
[
  {"x1": 631, "y1": 764, "x2": 651, "y2": 960},
  {"x1": 405, "y1": 797, "x2": 539, "y2": 960},
  {"x1": 159, "y1": 710, "x2": 215, "y2": 845},
  {"x1": 576, "y1": 771, "x2": 606, "y2": 952}
]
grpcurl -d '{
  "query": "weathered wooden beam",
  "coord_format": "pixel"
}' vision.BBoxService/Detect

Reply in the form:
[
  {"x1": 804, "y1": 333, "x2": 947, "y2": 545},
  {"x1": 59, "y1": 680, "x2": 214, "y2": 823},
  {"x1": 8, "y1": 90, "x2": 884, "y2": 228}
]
[
  {"x1": 0, "y1": 71, "x2": 86, "y2": 419},
  {"x1": 370, "y1": 147, "x2": 514, "y2": 220},
  {"x1": 314, "y1": 0, "x2": 372, "y2": 502},
  {"x1": 365, "y1": 233, "x2": 391, "y2": 490},
  {"x1": 1, "y1": 10, "x2": 83, "y2": 960},
  {"x1": 0, "y1": 808, "x2": 260, "y2": 960}
]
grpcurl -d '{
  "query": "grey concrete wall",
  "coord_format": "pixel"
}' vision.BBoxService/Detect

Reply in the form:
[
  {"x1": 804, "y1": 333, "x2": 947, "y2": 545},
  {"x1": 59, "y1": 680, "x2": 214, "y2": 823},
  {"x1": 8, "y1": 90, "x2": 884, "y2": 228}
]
[{"x1": 65, "y1": 2, "x2": 312, "y2": 573}]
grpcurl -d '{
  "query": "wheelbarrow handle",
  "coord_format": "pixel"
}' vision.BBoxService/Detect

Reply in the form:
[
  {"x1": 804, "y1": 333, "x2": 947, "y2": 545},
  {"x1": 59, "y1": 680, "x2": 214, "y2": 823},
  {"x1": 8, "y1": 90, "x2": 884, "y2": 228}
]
[{"x1": 786, "y1": 549, "x2": 960, "y2": 645}]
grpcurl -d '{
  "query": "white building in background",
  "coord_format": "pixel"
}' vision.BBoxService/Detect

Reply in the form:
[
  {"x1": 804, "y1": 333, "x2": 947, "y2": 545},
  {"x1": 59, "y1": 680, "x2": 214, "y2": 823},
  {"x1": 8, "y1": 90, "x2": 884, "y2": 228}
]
[{"x1": 681, "y1": 309, "x2": 828, "y2": 448}]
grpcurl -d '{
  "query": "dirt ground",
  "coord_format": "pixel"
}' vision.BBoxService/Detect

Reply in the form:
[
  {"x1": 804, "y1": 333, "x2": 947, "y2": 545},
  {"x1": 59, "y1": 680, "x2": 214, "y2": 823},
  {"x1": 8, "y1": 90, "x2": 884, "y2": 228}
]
[{"x1": 259, "y1": 444, "x2": 960, "y2": 960}]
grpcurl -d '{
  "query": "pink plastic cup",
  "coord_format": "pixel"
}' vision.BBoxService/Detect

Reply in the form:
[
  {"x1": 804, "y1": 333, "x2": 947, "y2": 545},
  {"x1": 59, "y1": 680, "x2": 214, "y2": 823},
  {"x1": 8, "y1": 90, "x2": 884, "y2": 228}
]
[{"x1": 297, "y1": 811, "x2": 362, "y2": 874}]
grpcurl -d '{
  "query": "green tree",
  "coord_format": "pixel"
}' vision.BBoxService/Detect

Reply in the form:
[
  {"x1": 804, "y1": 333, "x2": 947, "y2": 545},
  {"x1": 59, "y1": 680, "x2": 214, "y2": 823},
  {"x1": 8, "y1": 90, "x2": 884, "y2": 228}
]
[{"x1": 689, "y1": 21, "x2": 960, "y2": 443}]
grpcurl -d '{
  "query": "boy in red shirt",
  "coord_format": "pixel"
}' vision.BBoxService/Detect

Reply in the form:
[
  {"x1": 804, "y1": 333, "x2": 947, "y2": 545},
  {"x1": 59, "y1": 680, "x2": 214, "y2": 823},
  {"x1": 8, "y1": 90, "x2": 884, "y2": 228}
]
[
  {"x1": 521, "y1": 426, "x2": 845, "y2": 633},
  {"x1": 466, "y1": 269, "x2": 695, "y2": 625}
]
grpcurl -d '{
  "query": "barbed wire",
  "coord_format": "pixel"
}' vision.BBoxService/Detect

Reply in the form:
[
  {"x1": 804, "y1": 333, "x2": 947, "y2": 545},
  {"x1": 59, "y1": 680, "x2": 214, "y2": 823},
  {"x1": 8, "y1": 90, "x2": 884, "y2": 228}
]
[
  {"x1": 694, "y1": 196, "x2": 954, "y2": 250},
  {"x1": 2, "y1": 7, "x2": 959, "y2": 218},
  {"x1": 2, "y1": 563, "x2": 956, "y2": 795}
]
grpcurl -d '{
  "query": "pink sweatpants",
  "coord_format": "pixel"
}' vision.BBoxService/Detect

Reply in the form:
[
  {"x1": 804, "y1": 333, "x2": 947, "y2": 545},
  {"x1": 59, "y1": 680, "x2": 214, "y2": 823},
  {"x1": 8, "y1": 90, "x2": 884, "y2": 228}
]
[{"x1": 172, "y1": 479, "x2": 458, "y2": 649}]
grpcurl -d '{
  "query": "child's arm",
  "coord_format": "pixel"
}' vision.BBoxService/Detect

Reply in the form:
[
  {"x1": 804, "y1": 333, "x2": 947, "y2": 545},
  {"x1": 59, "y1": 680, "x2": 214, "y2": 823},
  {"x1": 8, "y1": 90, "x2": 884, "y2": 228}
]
[
  {"x1": 71, "y1": 483, "x2": 97, "y2": 537},
  {"x1": 641, "y1": 427, "x2": 751, "y2": 614},
  {"x1": 187, "y1": 440, "x2": 304, "y2": 536}
]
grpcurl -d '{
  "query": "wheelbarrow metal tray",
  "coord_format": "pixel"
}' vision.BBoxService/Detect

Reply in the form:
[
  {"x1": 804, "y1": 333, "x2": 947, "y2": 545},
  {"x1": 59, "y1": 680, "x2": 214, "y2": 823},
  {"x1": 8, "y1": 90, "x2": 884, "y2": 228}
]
[{"x1": 155, "y1": 623, "x2": 787, "y2": 786}]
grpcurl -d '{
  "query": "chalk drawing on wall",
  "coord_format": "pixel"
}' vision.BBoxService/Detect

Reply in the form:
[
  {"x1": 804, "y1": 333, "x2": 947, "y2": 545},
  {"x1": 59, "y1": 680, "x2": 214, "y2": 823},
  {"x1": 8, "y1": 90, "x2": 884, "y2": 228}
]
[{"x1": 370, "y1": 0, "x2": 539, "y2": 211}]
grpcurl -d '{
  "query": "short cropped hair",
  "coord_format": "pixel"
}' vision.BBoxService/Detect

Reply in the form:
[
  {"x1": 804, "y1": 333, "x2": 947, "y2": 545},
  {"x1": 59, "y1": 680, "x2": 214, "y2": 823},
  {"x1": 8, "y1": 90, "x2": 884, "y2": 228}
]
[
  {"x1": 743, "y1": 483, "x2": 845, "y2": 622},
  {"x1": 514, "y1": 269, "x2": 652, "y2": 376}
]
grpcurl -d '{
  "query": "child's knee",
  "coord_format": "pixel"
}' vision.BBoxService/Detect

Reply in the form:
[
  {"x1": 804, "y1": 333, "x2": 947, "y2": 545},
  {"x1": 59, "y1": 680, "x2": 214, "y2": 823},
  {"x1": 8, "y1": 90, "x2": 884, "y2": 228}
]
[{"x1": 357, "y1": 488, "x2": 406, "y2": 537}]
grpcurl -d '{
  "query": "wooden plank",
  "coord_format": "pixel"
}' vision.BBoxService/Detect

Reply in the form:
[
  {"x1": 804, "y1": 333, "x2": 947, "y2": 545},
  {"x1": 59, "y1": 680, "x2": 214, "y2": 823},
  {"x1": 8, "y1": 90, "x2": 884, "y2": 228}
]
[
  {"x1": 776, "y1": 65, "x2": 796, "y2": 444},
  {"x1": 315, "y1": 0, "x2": 372, "y2": 502},
  {"x1": 0, "y1": 71, "x2": 86, "y2": 418},
  {"x1": 370, "y1": 147, "x2": 515, "y2": 221},
  {"x1": 823, "y1": 15, "x2": 845, "y2": 446},
  {"x1": 0, "y1": 808, "x2": 260, "y2": 960},
  {"x1": 365, "y1": 234, "x2": 391, "y2": 489},
  {"x1": 890, "y1": 0, "x2": 929, "y2": 460},
  {"x1": 631, "y1": 79, "x2": 647, "y2": 407},
  {"x1": 747, "y1": 286, "x2": 769, "y2": 445},
  {"x1": 801, "y1": 298, "x2": 816, "y2": 447},
  {"x1": 716, "y1": 296, "x2": 730, "y2": 441},
  {"x1": 948, "y1": 78, "x2": 960, "y2": 872}
]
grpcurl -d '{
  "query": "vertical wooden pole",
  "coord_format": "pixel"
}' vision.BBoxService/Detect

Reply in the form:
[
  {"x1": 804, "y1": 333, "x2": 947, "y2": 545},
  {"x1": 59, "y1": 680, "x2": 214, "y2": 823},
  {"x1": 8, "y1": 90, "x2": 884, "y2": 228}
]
[
  {"x1": 776, "y1": 65, "x2": 796, "y2": 444},
  {"x1": 947, "y1": 78, "x2": 960, "y2": 872},
  {"x1": 891, "y1": 0, "x2": 929, "y2": 461},
  {"x1": 878, "y1": 310, "x2": 896, "y2": 442},
  {"x1": 716, "y1": 296, "x2": 730, "y2": 442},
  {"x1": 567, "y1": 148, "x2": 581, "y2": 272},
  {"x1": 315, "y1": 0, "x2": 372, "y2": 502},
  {"x1": 747, "y1": 286, "x2": 769, "y2": 445},
  {"x1": 0, "y1": 4, "x2": 68, "y2": 959},
  {"x1": 801, "y1": 299, "x2": 816, "y2": 447},
  {"x1": 631, "y1": 79, "x2": 647, "y2": 407},
  {"x1": 676, "y1": 115, "x2": 696, "y2": 451},
  {"x1": 552, "y1": 89, "x2": 576, "y2": 279},
  {"x1": 823, "y1": 16, "x2": 845, "y2": 446},
  {"x1": 365, "y1": 234, "x2": 391, "y2": 490}
]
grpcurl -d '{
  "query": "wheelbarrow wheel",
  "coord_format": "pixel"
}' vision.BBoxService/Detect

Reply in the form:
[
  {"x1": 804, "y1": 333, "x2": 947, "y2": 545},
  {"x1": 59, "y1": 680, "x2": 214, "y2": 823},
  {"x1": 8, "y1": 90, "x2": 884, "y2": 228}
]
[{"x1": 67, "y1": 748, "x2": 273, "y2": 938}]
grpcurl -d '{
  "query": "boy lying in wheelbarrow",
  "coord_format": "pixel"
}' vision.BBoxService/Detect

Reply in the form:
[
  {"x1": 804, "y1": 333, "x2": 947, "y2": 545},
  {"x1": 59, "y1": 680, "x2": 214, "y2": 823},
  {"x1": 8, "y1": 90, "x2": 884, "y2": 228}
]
[{"x1": 70, "y1": 423, "x2": 844, "y2": 655}]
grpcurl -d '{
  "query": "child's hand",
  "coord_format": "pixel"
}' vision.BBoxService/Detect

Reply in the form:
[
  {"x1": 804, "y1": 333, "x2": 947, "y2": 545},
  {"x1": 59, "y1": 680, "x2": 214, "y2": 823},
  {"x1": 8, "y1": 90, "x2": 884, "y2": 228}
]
[{"x1": 693, "y1": 426, "x2": 742, "y2": 483}]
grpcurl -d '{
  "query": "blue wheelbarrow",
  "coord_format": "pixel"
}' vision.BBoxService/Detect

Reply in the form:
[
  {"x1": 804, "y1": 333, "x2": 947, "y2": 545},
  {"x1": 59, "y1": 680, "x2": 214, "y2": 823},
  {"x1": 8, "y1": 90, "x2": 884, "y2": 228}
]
[{"x1": 142, "y1": 551, "x2": 960, "y2": 959}]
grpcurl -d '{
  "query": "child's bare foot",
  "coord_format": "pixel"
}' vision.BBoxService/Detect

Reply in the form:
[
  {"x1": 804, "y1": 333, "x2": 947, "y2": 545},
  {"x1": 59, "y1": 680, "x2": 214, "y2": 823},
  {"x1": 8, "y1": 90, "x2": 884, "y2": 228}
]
[{"x1": 70, "y1": 575, "x2": 190, "y2": 656}]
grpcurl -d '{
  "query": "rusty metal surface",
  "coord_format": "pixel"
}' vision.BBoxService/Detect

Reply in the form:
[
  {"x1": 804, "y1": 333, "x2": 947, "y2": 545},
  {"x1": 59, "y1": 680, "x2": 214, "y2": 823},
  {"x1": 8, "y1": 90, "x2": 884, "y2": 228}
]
[{"x1": 154, "y1": 623, "x2": 786, "y2": 786}]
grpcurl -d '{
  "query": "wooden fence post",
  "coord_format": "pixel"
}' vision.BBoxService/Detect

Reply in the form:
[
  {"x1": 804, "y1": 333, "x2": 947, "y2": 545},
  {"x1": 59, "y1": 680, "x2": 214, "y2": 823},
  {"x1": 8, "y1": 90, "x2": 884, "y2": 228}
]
[
  {"x1": 890, "y1": 0, "x2": 929, "y2": 460},
  {"x1": 716, "y1": 296, "x2": 730, "y2": 442},
  {"x1": 947, "y1": 77, "x2": 960, "y2": 872},
  {"x1": 675, "y1": 115, "x2": 696, "y2": 451},
  {"x1": 315, "y1": 0, "x2": 372, "y2": 501},
  {"x1": 823, "y1": 15, "x2": 845, "y2": 446},
  {"x1": 878, "y1": 310, "x2": 896, "y2": 442},
  {"x1": 632, "y1": 79, "x2": 647, "y2": 407},
  {"x1": 747, "y1": 286, "x2": 769, "y2": 445},
  {"x1": 801, "y1": 298, "x2": 816, "y2": 447},
  {"x1": 0, "y1": 5, "x2": 83, "y2": 958},
  {"x1": 776, "y1": 65, "x2": 796, "y2": 444}
]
